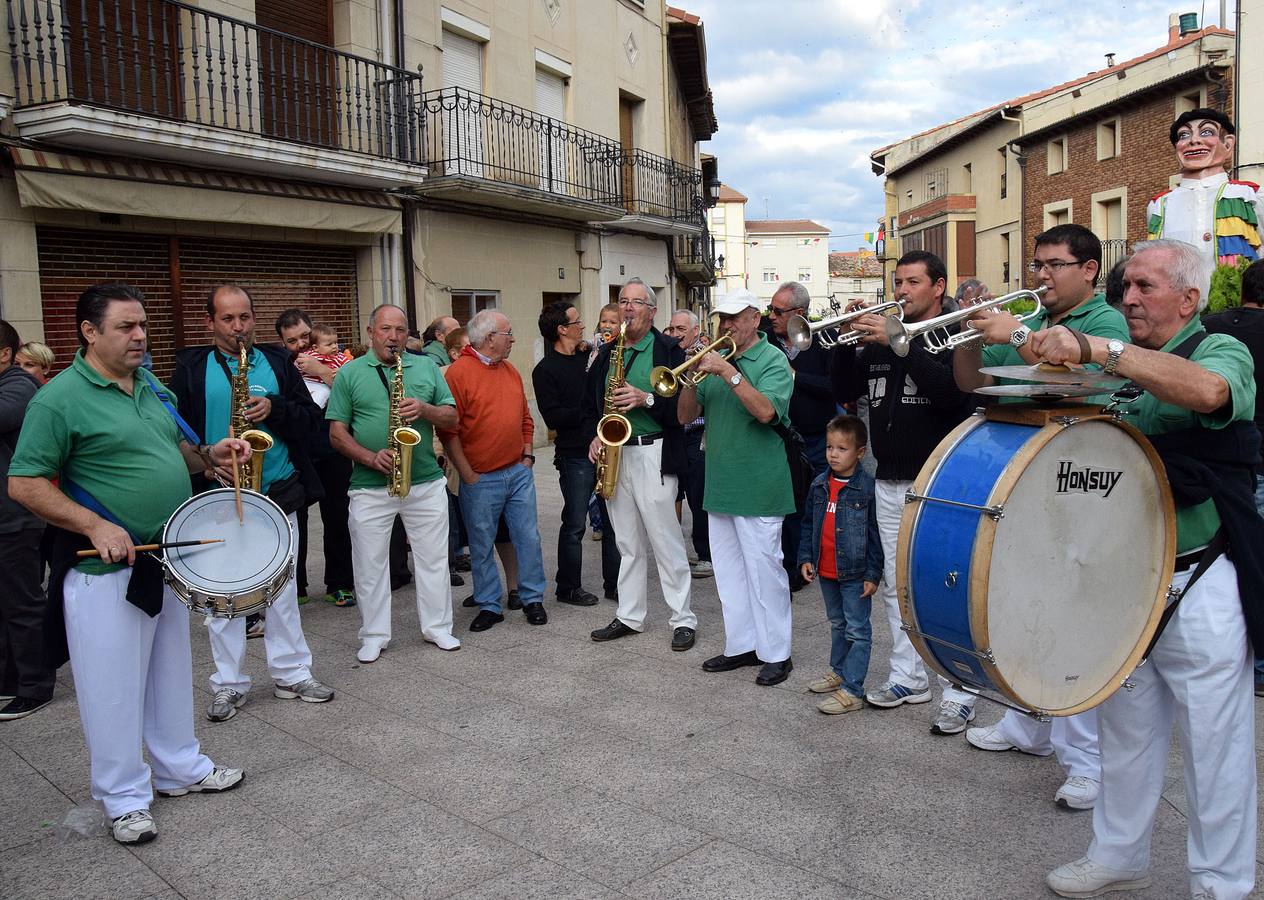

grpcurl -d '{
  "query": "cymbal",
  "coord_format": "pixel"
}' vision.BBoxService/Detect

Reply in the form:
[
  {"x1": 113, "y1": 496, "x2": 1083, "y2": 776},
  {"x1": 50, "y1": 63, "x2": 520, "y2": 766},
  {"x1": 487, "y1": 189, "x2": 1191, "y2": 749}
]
[
  {"x1": 974, "y1": 384, "x2": 1103, "y2": 400},
  {"x1": 978, "y1": 364, "x2": 1126, "y2": 388}
]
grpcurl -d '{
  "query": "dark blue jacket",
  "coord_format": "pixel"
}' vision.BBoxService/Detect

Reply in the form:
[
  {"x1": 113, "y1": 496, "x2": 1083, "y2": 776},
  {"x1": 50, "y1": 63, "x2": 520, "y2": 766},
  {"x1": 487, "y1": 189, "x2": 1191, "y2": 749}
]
[{"x1": 797, "y1": 465, "x2": 882, "y2": 582}]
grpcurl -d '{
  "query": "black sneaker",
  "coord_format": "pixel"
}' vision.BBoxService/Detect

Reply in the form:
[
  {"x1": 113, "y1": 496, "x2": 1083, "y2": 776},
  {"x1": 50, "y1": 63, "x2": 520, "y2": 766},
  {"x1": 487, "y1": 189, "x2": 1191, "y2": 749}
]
[
  {"x1": 450, "y1": 572, "x2": 465, "y2": 587},
  {"x1": 454, "y1": 554, "x2": 472, "y2": 572},
  {"x1": 0, "y1": 696, "x2": 52, "y2": 721},
  {"x1": 556, "y1": 587, "x2": 599, "y2": 607}
]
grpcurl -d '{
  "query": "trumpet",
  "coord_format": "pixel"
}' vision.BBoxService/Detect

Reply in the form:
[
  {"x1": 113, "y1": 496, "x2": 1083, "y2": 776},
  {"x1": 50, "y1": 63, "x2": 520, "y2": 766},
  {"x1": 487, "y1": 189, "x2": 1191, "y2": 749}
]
[
  {"x1": 650, "y1": 333, "x2": 739, "y2": 397},
  {"x1": 787, "y1": 299, "x2": 906, "y2": 351},
  {"x1": 886, "y1": 286, "x2": 1047, "y2": 357}
]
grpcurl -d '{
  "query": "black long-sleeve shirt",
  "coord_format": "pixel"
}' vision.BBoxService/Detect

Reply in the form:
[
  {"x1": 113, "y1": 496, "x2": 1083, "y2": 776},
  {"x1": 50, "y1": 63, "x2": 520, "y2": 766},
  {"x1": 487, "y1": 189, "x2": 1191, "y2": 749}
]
[
  {"x1": 831, "y1": 341, "x2": 972, "y2": 482},
  {"x1": 532, "y1": 345, "x2": 593, "y2": 459},
  {"x1": 765, "y1": 330, "x2": 834, "y2": 436}
]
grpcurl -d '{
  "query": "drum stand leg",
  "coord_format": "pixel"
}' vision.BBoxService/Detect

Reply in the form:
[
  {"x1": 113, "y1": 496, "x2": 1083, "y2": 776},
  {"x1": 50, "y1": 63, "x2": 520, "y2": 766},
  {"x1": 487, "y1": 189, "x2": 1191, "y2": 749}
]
[
  {"x1": 939, "y1": 683, "x2": 1051, "y2": 723},
  {"x1": 900, "y1": 625, "x2": 1051, "y2": 722}
]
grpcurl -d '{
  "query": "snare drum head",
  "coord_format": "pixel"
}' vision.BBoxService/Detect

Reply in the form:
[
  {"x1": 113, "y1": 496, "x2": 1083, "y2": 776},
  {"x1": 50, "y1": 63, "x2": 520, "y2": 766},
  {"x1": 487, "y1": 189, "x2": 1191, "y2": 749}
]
[
  {"x1": 981, "y1": 418, "x2": 1173, "y2": 712},
  {"x1": 162, "y1": 489, "x2": 293, "y2": 597}
]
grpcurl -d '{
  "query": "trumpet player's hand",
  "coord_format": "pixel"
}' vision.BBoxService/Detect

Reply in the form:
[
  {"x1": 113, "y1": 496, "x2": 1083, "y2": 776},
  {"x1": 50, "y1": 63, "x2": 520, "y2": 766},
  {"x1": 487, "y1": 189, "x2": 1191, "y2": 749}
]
[
  {"x1": 243, "y1": 395, "x2": 271, "y2": 423},
  {"x1": 957, "y1": 282, "x2": 992, "y2": 307},
  {"x1": 966, "y1": 308, "x2": 1021, "y2": 345},
  {"x1": 611, "y1": 384, "x2": 651, "y2": 410},
  {"x1": 87, "y1": 520, "x2": 136, "y2": 567},
  {"x1": 368, "y1": 448, "x2": 395, "y2": 476},
  {"x1": 587, "y1": 436, "x2": 602, "y2": 465},
  {"x1": 693, "y1": 350, "x2": 730, "y2": 376},
  {"x1": 848, "y1": 313, "x2": 890, "y2": 347},
  {"x1": 1029, "y1": 326, "x2": 1092, "y2": 367},
  {"x1": 396, "y1": 397, "x2": 423, "y2": 423}
]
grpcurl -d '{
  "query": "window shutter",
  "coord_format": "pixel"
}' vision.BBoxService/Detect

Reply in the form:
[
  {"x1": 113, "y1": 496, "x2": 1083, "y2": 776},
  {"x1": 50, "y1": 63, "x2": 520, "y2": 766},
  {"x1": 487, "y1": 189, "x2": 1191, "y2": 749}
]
[{"x1": 442, "y1": 31, "x2": 482, "y2": 91}]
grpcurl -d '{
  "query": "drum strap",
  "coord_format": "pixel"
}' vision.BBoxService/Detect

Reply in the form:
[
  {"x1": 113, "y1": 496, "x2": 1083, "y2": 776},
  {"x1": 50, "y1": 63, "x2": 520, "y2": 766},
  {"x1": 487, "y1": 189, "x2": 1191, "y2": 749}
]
[{"x1": 1141, "y1": 529, "x2": 1227, "y2": 661}]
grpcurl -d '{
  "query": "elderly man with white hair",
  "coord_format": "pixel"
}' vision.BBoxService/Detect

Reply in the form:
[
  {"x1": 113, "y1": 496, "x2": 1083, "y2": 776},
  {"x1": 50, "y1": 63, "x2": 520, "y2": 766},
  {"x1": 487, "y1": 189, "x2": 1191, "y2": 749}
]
[
  {"x1": 1031, "y1": 239, "x2": 1260, "y2": 900},
  {"x1": 439, "y1": 310, "x2": 548, "y2": 633},
  {"x1": 678, "y1": 289, "x2": 796, "y2": 686}
]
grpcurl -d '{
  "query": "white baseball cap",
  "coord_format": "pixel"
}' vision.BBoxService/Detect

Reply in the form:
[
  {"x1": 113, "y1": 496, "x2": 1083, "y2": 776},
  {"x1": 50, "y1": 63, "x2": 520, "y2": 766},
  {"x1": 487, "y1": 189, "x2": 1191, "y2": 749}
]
[{"x1": 712, "y1": 289, "x2": 760, "y2": 316}]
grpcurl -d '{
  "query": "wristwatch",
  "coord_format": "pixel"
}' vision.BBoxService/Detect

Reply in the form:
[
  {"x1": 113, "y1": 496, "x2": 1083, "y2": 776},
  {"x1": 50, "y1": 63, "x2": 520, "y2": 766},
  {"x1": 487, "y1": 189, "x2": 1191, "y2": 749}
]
[
  {"x1": 729, "y1": 371, "x2": 744, "y2": 388},
  {"x1": 643, "y1": 392, "x2": 656, "y2": 408},
  {"x1": 1009, "y1": 326, "x2": 1031, "y2": 348},
  {"x1": 1103, "y1": 339, "x2": 1125, "y2": 375}
]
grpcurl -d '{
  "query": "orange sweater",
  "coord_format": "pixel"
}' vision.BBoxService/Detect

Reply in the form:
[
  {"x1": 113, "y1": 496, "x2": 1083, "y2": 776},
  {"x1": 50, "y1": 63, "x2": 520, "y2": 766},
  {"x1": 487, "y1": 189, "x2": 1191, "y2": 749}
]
[{"x1": 440, "y1": 350, "x2": 535, "y2": 473}]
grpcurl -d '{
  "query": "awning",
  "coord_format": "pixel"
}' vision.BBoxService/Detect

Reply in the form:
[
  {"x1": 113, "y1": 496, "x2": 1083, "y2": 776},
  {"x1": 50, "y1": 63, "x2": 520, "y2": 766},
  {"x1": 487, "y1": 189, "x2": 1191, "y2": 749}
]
[{"x1": 7, "y1": 147, "x2": 402, "y2": 235}]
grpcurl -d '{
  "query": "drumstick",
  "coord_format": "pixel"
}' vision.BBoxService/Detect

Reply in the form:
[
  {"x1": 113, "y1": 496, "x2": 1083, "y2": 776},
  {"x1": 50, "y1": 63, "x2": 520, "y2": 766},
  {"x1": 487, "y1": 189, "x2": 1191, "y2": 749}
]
[
  {"x1": 228, "y1": 425, "x2": 244, "y2": 524},
  {"x1": 77, "y1": 539, "x2": 225, "y2": 558}
]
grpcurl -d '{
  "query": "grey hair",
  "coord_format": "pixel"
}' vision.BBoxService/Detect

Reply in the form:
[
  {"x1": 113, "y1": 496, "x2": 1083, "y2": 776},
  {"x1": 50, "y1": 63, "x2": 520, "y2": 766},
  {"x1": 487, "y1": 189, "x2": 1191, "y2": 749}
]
[
  {"x1": 954, "y1": 279, "x2": 984, "y2": 302},
  {"x1": 620, "y1": 277, "x2": 657, "y2": 308},
  {"x1": 1130, "y1": 239, "x2": 1212, "y2": 312},
  {"x1": 368, "y1": 304, "x2": 407, "y2": 327},
  {"x1": 774, "y1": 281, "x2": 811, "y2": 309},
  {"x1": 671, "y1": 308, "x2": 699, "y2": 328},
  {"x1": 466, "y1": 309, "x2": 502, "y2": 347}
]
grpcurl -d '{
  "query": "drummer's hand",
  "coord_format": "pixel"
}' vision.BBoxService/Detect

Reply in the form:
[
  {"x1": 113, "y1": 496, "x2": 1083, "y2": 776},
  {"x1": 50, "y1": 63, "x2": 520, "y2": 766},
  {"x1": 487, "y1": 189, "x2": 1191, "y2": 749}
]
[
  {"x1": 86, "y1": 520, "x2": 136, "y2": 567},
  {"x1": 368, "y1": 448, "x2": 395, "y2": 475},
  {"x1": 965, "y1": 309, "x2": 1020, "y2": 345},
  {"x1": 799, "y1": 562, "x2": 816, "y2": 584},
  {"x1": 1030, "y1": 327, "x2": 1093, "y2": 367},
  {"x1": 209, "y1": 437, "x2": 251, "y2": 469},
  {"x1": 849, "y1": 313, "x2": 890, "y2": 347},
  {"x1": 862, "y1": 580, "x2": 877, "y2": 598},
  {"x1": 244, "y1": 395, "x2": 271, "y2": 423}
]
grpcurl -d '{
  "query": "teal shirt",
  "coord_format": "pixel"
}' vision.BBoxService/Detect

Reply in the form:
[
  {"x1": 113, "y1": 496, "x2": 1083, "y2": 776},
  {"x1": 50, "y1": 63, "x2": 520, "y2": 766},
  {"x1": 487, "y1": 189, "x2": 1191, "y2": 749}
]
[
  {"x1": 1124, "y1": 319, "x2": 1256, "y2": 552},
  {"x1": 203, "y1": 348, "x2": 295, "y2": 492},
  {"x1": 422, "y1": 342, "x2": 449, "y2": 369},
  {"x1": 9, "y1": 351, "x2": 193, "y2": 574},
  {"x1": 696, "y1": 333, "x2": 794, "y2": 516},
  {"x1": 326, "y1": 352, "x2": 455, "y2": 490},
  {"x1": 610, "y1": 330, "x2": 658, "y2": 438},
  {"x1": 981, "y1": 293, "x2": 1131, "y2": 404}
]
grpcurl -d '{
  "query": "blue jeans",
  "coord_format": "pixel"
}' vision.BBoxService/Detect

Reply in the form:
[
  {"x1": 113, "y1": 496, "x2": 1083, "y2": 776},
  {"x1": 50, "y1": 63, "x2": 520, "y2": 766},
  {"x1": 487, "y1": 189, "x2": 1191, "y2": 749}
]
[
  {"x1": 555, "y1": 455, "x2": 596, "y2": 593},
  {"x1": 459, "y1": 464, "x2": 547, "y2": 613},
  {"x1": 819, "y1": 576, "x2": 872, "y2": 696}
]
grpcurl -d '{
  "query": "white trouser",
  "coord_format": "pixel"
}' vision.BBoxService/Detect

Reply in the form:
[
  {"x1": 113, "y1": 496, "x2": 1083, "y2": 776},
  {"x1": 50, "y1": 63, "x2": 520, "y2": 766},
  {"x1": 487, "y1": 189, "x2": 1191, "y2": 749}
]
[
  {"x1": 709, "y1": 513, "x2": 791, "y2": 663},
  {"x1": 208, "y1": 512, "x2": 312, "y2": 693},
  {"x1": 876, "y1": 478, "x2": 927, "y2": 689},
  {"x1": 64, "y1": 569, "x2": 213, "y2": 820},
  {"x1": 994, "y1": 708, "x2": 1100, "y2": 780},
  {"x1": 349, "y1": 480, "x2": 455, "y2": 650},
  {"x1": 606, "y1": 442, "x2": 695, "y2": 630},
  {"x1": 939, "y1": 676, "x2": 977, "y2": 707},
  {"x1": 1088, "y1": 555, "x2": 1256, "y2": 899}
]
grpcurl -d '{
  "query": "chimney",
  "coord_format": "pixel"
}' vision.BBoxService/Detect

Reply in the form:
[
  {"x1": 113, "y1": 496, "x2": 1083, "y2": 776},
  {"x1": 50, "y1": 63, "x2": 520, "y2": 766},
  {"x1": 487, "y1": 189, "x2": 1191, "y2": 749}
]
[
  {"x1": 1170, "y1": 11, "x2": 1199, "y2": 43},
  {"x1": 1105, "y1": 52, "x2": 1116, "y2": 67}
]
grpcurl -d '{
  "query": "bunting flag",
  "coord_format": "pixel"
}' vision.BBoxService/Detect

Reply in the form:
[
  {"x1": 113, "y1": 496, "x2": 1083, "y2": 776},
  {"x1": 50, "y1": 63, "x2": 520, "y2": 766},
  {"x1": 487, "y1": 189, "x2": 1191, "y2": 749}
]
[{"x1": 864, "y1": 231, "x2": 874, "y2": 243}]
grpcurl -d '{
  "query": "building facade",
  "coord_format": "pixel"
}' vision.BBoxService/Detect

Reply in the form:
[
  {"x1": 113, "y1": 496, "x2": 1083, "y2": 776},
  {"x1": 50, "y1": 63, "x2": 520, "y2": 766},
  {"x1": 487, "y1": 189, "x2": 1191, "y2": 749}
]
[
  {"x1": 827, "y1": 250, "x2": 884, "y2": 308},
  {"x1": 744, "y1": 219, "x2": 829, "y2": 307},
  {"x1": 709, "y1": 183, "x2": 748, "y2": 298}
]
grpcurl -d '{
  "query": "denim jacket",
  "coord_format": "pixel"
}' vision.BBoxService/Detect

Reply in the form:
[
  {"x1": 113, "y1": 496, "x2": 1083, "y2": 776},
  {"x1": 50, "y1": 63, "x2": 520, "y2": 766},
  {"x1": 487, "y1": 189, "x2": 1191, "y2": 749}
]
[{"x1": 797, "y1": 465, "x2": 883, "y2": 583}]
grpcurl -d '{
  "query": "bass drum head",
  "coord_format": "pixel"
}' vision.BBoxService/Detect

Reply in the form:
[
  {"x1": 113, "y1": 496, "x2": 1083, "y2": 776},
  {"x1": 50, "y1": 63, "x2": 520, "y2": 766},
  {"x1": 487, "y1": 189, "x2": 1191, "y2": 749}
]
[
  {"x1": 979, "y1": 418, "x2": 1173, "y2": 713},
  {"x1": 162, "y1": 489, "x2": 293, "y2": 612}
]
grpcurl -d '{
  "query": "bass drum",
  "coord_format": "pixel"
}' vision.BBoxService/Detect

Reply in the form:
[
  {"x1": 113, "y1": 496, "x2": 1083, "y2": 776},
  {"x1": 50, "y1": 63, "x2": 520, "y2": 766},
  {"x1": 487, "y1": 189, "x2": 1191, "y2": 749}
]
[
  {"x1": 162, "y1": 488, "x2": 295, "y2": 618},
  {"x1": 896, "y1": 408, "x2": 1176, "y2": 716}
]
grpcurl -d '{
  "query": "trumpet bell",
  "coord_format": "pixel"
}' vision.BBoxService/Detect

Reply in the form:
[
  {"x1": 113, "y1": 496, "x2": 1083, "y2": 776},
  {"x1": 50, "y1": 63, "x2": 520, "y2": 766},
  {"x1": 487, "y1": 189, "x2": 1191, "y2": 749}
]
[{"x1": 787, "y1": 315, "x2": 814, "y2": 352}]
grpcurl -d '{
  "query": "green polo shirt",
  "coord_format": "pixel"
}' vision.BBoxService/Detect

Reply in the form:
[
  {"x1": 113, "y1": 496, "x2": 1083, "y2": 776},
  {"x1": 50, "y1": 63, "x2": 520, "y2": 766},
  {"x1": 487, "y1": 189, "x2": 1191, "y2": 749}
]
[
  {"x1": 326, "y1": 351, "x2": 454, "y2": 490},
  {"x1": 1124, "y1": 319, "x2": 1255, "y2": 552},
  {"x1": 421, "y1": 342, "x2": 449, "y2": 369},
  {"x1": 696, "y1": 333, "x2": 794, "y2": 516},
  {"x1": 981, "y1": 292, "x2": 1131, "y2": 403},
  {"x1": 608, "y1": 330, "x2": 658, "y2": 438},
  {"x1": 9, "y1": 351, "x2": 194, "y2": 574}
]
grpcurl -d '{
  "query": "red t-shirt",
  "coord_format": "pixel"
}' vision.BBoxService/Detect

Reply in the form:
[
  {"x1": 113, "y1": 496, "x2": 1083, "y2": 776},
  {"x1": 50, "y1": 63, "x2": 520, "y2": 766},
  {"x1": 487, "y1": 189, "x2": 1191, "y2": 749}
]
[{"x1": 817, "y1": 474, "x2": 849, "y2": 580}]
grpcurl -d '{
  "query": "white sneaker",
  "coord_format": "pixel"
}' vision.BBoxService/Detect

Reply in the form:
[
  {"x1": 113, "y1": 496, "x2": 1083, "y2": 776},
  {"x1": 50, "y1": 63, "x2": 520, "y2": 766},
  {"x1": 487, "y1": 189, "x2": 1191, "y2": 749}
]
[
  {"x1": 864, "y1": 681, "x2": 932, "y2": 708},
  {"x1": 273, "y1": 678, "x2": 334, "y2": 703},
  {"x1": 966, "y1": 722, "x2": 1053, "y2": 755},
  {"x1": 157, "y1": 765, "x2": 244, "y2": 797},
  {"x1": 930, "y1": 699, "x2": 976, "y2": 735},
  {"x1": 111, "y1": 809, "x2": 157, "y2": 844},
  {"x1": 357, "y1": 642, "x2": 385, "y2": 664},
  {"x1": 1054, "y1": 775, "x2": 1100, "y2": 810},
  {"x1": 425, "y1": 633, "x2": 461, "y2": 652},
  {"x1": 1046, "y1": 856, "x2": 1150, "y2": 898},
  {"x1": 689, "y1": 560, "x2": 714, "y2": 578}
]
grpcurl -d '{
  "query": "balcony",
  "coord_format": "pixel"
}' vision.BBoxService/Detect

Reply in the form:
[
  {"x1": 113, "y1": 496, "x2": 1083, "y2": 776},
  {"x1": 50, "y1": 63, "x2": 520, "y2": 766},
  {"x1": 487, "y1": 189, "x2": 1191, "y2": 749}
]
[
  {"x1": 615, "y1": 149, "x2": 705, "y2": 235},
  {"x1": 5, "y1": 0, "x2": 425, "y2": 188},
  {"x1": 414, "y1": 86, "x2": 625, "y2": 223},
  {"x1": 674, "y1": 222, "x2": 716, "y2": 286}
]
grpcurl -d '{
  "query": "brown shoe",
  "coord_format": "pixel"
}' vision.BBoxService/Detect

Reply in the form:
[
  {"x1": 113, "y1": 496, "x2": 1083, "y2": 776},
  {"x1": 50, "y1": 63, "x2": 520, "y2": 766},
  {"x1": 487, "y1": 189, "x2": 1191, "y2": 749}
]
[
  {"x1": 817, "y1": 689, "x2": 862, "y2": 715},
  {"x1": 807, "y1": 672, "x2": 843, "y2": 694}
]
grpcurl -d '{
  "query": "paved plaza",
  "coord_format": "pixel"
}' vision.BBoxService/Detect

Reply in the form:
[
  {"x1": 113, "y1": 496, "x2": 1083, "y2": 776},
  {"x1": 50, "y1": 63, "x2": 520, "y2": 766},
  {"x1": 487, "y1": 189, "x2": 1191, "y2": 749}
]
[{"x1": 2, "y1": 446, "x2": 1263, "y2": 899}]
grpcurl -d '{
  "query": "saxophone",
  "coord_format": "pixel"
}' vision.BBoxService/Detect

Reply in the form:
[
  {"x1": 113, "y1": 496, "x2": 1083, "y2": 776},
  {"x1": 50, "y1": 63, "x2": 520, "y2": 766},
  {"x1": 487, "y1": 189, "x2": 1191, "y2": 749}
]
[
  {"x1": 594, "y1": 323, "x2": 632, "y2": 500},
  {"x1": 230, "y1": 337, "x2": 274, "y2": 492},
  {"x1": 388, "y1": 349, "x2": 422, "y2": 498}
]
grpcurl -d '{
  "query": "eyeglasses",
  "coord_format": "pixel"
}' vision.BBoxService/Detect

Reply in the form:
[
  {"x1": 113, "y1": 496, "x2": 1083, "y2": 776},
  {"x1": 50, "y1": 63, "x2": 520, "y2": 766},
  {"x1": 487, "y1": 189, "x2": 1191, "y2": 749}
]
[
  {"x1": 1027, "y1": 259, "x2": 1087, "y2": 274},
  {"x1": 490, "y1": 330, "x2": 514, "y2": 338},
  {"x1": 768, "y1": 305, "x2": 797, "y2": 317},
  {"x1": 565, "y1": 319, "x2": 583, "y2": 327},
  {"x1": 617, "y1": 298, "x2": 652, "y2": 308}
]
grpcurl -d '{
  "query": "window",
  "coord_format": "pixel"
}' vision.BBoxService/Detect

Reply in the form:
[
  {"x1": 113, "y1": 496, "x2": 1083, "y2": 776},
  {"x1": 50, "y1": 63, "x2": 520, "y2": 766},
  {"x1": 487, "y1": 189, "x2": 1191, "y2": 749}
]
[
  {"x1": 1043, "y1": 199, "x2": 1073, "y2": 229},
  {"x1": 998, "y1": 147, "x2": 1008, "y2": 199},
  {"x1": 1091, "y1": 187, "x2": 1128, "y2": 241},
  {"x1": 711, "y1": 207, "x2": 725, "y2": 224},
  {"x1": 798, "y1": 268, "x2": 813, "y2": 283},
  {"x1": 925, "y1": 167, "x2": 948, "y2": 201},
  {"x1": 762, "y1": 268, "x2": 779, "y2": 284},
  {"x1": 1096, "y1": 118, "x2": 1120, "y2": 161},
  {"x1": 962, "y1": 162, "x2": 973, "y2": 194},
  {"x1": 853, "y1": 278, "x2": 863, "y2": 291},
  {"x1": 451, "y1": 290, "x2": 499, "y2": 326},
  {"x1": 1047, "y1": 137, "x2": 1067, "y2": 175},
  {"x1": 1176, "y1": 88, "x2": 1207, "y2": 117},
  {"x1": 1001, "y1": 232, "x2": 1011, "y2": 286}
]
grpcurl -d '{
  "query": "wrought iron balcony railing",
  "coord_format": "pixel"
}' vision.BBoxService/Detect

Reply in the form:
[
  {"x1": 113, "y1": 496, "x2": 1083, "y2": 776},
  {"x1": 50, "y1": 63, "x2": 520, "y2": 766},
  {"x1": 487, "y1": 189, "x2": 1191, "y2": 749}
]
[
  {"x1": 674, "y1": 222, "x2": 715, "y2": 281},
  {"x1": 5, "y1": 0, "x2": 423, "y2": 164},
  {"x1": 1101, "y1": 238, "x2": 1128, "y2": 277},
  {"x1": 420, "y1": 86, "x2": 623, "y2": 206},
  {"x1": 622, "y1": 148, "x2": 702, "y2": 224}
]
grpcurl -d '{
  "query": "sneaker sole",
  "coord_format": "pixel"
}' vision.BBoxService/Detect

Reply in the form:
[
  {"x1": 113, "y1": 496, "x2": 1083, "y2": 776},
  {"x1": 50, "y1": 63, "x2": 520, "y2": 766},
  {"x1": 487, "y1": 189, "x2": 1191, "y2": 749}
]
[
  {"x1": 114, "y1": 828, "x2": 158, "y2": 844},
  {"x1": 930, "y1": 722, "x2": 970, "y2": 735},
  {"x1": 273, "y1": 689, "x2": 333, "y2": 703},
  {"x1": 157, "y1": 774, "x2": 245, "y2": 798},
  {"x1": 865, "y1": 691, "x2": 932, "y2": 708},
  {"x1": 1048, "y1": 876, "x2": 1150, "y2": 898},
  {"x1": 1055, "y1": 796, "x2": 1096, "y2": 811}
]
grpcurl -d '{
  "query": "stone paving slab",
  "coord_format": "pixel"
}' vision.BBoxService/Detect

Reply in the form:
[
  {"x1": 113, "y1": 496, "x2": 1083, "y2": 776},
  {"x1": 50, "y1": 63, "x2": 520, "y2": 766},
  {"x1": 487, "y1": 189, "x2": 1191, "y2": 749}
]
[{"x1": 1, "y1": 444, "x2": 1263, "y2": 898}]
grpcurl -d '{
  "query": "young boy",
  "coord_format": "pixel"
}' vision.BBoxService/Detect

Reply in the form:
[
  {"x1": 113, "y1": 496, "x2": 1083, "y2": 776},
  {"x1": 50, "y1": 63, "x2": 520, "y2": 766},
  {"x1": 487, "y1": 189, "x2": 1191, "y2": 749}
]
[
  {"x1": 798, "y1": 415, "x2": 883, "y2": 715},
  {"x1": 298, "y1": 324, "x2": 351, "y2": 407}
]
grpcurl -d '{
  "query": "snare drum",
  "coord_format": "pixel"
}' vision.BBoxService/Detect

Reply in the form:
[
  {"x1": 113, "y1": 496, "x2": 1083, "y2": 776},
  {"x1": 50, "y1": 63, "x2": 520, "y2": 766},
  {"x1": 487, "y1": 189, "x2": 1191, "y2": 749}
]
[
  {"x1": 162, "y1": 488, "x2": 295, "y2": 618},
  {"x1": 897, "y1": 407, "x2": 1176, "y2": 716}
]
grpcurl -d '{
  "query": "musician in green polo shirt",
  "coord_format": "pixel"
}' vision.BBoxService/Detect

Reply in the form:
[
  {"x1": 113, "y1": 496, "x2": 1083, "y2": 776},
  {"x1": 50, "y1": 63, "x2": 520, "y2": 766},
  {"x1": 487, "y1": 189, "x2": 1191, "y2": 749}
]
[{"x1": 677, "y1": 289, "x2": 796, "y2": 686}]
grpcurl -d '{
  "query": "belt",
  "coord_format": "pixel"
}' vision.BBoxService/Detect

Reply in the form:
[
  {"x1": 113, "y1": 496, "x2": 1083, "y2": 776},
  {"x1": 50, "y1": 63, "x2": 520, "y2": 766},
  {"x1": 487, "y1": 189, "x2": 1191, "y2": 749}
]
[
  {"x1": 627, "y1": 433, "x2": 663, "y2": 446},
  {"x1": 1174, "y1": 544, "x2": 1210, "y2": 571}
]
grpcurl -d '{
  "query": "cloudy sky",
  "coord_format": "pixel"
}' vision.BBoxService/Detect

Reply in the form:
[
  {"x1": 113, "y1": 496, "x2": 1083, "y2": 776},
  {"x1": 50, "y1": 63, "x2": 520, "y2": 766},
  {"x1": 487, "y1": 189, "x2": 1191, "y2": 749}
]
[{"x1": 690, "y1": 0, "x2": 1237, "y2": 250}]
